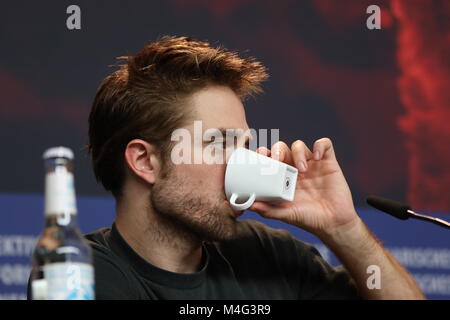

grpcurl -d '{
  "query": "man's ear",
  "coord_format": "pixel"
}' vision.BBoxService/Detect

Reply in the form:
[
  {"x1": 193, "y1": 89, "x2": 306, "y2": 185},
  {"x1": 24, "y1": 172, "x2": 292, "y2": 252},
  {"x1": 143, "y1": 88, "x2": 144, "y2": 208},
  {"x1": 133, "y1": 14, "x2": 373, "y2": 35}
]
[{"x1": 124, "y1": 139, "x2": 160, "y2": 185}]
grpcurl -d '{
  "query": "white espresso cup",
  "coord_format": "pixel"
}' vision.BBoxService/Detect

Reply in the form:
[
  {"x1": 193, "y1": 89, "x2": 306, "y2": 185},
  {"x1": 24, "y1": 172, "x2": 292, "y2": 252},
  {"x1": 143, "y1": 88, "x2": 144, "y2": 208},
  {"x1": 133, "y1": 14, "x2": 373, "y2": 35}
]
[{"x1": 225, "y1": 147, "x2": 298, "y2": 211}]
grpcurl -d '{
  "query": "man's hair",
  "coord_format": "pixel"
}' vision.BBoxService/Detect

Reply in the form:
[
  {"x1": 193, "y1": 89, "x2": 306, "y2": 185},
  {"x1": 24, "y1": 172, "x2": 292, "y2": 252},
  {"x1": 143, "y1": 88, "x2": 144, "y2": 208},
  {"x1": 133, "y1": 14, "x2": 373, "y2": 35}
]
[{"x1": 87, "y1": 36, "x2": 268, "y2": 198}]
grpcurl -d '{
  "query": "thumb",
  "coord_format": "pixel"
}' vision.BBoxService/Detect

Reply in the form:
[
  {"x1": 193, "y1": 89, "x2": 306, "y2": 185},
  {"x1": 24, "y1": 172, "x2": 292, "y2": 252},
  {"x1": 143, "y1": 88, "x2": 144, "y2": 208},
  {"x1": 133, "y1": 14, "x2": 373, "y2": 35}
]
[{"x1": 249, "y1": 201, "x2": 284, "y2": 220}]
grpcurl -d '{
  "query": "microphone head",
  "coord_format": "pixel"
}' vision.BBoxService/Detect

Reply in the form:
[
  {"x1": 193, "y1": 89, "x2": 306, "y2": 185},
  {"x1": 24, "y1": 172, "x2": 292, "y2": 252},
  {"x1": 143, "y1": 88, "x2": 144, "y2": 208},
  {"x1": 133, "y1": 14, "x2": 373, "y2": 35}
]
[{"x1": 366, "y1": 195, "x2": 411, "y2": 220}]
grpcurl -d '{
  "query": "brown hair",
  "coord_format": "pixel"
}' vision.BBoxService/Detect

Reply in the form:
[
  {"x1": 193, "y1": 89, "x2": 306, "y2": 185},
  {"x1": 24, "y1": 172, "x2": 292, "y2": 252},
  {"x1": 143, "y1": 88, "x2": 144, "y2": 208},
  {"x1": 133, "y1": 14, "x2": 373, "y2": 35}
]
[{"x1": 87, "y1": 36, "x2": 268, "y2": 198}]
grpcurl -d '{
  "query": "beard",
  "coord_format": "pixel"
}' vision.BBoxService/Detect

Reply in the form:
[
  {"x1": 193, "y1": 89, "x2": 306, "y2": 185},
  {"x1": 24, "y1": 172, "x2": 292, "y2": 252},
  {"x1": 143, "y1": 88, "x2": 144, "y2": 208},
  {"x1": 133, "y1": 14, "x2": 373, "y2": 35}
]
[{"x1": 150, "y1": 168, "x2": 244, "y2": 243}]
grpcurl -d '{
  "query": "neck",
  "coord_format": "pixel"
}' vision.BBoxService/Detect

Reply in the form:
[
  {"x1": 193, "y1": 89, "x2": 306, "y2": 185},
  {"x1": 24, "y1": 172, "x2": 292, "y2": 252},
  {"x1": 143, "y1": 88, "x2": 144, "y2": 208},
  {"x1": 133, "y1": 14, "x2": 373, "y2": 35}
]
[{"x1": 115, "y1": 193, "x2": 203, "y2": 274}]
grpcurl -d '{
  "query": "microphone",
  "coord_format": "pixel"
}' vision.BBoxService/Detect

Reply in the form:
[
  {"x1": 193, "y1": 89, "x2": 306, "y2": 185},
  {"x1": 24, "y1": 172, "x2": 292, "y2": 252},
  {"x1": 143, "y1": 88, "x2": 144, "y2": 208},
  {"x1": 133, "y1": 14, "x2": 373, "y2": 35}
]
[{"x1": 366, "y1": 195, "x2": 450, "y2": 230}]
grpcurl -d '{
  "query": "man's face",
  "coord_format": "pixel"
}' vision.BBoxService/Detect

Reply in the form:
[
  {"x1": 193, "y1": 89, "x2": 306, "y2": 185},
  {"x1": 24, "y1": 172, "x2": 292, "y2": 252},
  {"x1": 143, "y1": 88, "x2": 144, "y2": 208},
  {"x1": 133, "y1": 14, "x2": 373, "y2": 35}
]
[{"x1": 151, "y1": 85, "x2": 250, "y2": 241}]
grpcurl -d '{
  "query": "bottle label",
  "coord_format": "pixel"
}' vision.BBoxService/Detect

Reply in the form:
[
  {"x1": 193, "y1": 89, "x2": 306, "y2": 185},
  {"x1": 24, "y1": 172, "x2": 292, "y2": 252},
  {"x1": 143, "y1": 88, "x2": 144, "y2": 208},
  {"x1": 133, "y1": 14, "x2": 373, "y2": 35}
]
[
  {"x1": 31, "y1": 279, "x2": 48, "y2": 300},
  {"x1": 43, "y1": 262, "x2": 95, "y2": 300},
  {"x1": 45, "y1": 170, "x2": 77, "y2": 216}
]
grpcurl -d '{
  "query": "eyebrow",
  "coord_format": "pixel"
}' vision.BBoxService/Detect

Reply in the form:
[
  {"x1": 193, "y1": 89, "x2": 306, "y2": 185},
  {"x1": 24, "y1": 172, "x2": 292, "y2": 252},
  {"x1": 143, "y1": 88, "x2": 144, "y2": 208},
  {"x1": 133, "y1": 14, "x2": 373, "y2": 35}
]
[
  {"x1": 203, "y1": 128, "x2": 252, "y2": 145},
  {"x1": 217, "y1": 128, "x2": 251, "y2": 138}
]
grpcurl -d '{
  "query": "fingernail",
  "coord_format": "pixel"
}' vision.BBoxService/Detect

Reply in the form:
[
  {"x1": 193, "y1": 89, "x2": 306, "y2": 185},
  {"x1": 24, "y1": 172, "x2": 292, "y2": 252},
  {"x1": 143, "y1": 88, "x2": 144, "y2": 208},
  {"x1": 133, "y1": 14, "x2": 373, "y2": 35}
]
[
  {"x1": 299, "y1": 161, "x2": 307, "y2": 172},
  {"x1": 314, "y1": 150, "x2": 320, "y2": 160}
]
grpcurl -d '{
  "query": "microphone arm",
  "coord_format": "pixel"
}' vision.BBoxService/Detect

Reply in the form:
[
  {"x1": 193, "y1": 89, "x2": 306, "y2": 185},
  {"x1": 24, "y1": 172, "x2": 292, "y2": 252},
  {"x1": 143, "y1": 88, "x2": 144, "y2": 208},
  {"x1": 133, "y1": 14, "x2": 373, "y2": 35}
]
[
  {"x1": 406, "y1": 209, "x2": 450, "y2": 230},
  {"x1": 366, "y1": 195, "x2": 450, "y2": 230}
]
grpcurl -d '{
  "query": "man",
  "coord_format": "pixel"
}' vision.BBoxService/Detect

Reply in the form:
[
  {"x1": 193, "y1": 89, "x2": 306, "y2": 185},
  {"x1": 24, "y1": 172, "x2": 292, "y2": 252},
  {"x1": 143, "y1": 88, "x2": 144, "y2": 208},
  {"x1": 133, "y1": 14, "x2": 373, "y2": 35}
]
[{"x1": 85, "y1": 36, "x2": 424, "y2": 299}]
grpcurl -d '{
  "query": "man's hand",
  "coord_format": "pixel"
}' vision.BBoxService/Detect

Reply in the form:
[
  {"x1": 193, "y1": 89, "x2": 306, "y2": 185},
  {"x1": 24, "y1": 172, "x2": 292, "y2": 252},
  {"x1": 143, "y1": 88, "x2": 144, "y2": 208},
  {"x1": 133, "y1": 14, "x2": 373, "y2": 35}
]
[
  {"x1": 249, "y1": 138, "x2": 425, "y2": 299},
  {"x1": 249, "y1": 138, "x2": 360, "y2": 238}
]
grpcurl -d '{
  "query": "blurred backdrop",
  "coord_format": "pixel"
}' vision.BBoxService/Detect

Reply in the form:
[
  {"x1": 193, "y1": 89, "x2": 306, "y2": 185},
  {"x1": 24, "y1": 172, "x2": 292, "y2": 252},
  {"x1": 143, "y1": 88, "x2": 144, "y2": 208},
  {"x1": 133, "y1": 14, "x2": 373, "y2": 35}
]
[{"x1": 0, "y1": 0, "x2": 449, "y2": 299}]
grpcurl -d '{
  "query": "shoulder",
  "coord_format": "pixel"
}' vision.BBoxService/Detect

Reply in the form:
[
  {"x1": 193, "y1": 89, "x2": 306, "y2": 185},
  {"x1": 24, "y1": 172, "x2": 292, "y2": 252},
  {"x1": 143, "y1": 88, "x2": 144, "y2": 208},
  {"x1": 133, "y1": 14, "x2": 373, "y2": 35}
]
[{"x1": 84, "y1": 228, "x2": 142, "y2": 300}]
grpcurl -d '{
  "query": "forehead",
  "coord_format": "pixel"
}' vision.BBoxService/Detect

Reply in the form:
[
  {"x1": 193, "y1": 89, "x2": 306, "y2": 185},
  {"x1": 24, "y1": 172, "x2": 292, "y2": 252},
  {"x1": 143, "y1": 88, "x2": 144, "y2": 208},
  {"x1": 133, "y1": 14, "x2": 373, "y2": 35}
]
[{"x1": 187, "y1": 85, "x2": 249, "y2": 131}]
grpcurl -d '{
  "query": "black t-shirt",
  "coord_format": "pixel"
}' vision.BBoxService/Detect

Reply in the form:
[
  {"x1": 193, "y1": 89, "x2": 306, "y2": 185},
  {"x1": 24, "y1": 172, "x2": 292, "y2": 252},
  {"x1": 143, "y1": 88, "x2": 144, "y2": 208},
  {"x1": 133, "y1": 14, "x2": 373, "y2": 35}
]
[{"x1": 83, "y1": 219, "x2": 360, "y2": 300}]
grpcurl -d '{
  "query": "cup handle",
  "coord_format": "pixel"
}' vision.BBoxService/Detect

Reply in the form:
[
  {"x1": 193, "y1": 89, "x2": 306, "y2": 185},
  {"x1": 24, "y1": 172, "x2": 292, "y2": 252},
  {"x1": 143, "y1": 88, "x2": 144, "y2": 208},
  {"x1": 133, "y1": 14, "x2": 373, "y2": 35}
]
[{"x1": 229, "y1": 193, "x2": 256, "y2": 211}]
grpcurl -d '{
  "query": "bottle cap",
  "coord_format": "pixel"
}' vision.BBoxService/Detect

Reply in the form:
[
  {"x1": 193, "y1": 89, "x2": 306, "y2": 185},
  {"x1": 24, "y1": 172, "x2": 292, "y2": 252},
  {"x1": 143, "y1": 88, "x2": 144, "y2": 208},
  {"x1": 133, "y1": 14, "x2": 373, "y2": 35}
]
[{"x1": 42, "y1": 146, "x2": 74, "y2": 160}]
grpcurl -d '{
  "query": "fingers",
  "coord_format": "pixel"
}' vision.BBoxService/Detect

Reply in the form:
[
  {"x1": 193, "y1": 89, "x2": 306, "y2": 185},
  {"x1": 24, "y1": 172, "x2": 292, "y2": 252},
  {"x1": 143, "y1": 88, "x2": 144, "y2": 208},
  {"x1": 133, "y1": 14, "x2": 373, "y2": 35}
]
[
  {"x1": 271, "y1": 141, "x2": 295, "y2": 166},
  {"x1": 256, "y1": 138, "x2": 336, "y2": 172},
  {"x1": 312, "y1": 137, "x2": 336, "y2": 161},
  {"x1": 291, "y1": 140, "x2": 313, "y2": 173},
  {"x1": 255, "y1": 146, "x2": 271, "y2": 157}
]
